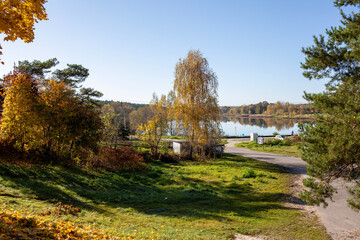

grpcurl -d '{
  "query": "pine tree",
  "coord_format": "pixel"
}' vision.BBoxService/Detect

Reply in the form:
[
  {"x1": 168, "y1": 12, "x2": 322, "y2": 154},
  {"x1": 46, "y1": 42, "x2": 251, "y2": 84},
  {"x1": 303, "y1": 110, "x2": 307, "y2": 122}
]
[{"x1": 300, "y1": 0, "x2": 360, "y2": 210}]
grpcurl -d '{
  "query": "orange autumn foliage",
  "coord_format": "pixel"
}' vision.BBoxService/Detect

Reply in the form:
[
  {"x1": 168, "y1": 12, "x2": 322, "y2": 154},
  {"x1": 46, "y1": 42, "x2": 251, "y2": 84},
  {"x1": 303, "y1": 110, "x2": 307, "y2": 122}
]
[
  {"x1": 0, "y1": 71, "x2": 102, "y2": 159},
  {"x1": 0, "y1": 0, "x2": 48, "y2": 63},
  {"x1": 0, "y1": 209, "x2": 111, "y2": 240}
]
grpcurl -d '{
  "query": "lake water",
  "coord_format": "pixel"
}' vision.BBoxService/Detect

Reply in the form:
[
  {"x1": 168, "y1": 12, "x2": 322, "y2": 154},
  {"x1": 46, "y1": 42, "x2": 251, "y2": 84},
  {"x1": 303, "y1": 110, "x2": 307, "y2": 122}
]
[{"x1": 220, "y1": 117, "x2": 310, "y2": 136}]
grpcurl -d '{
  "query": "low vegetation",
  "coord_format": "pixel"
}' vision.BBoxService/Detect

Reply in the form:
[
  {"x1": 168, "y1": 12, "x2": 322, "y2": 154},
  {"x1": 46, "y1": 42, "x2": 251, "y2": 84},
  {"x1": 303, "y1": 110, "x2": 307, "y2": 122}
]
[
  {"x1": 87, "y1": 146, "x2": 145, "y2": 171},
  {"x1": 235, "y1": 137, "x2": 301, "y2": 158},
  {"x1": 0, "y1": 153, "x2": 328, "y2": 239}
]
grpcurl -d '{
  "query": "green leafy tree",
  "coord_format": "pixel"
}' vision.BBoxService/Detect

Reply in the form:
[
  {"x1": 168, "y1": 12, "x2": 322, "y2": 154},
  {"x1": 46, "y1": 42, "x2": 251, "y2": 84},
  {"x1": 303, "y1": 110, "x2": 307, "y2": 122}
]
[
  {"x1": 100, "y1": 102, "x2": 133, "y2": 147},
  {"x1": 101, "y1": 113, "x2": 131, "y2": 148},
  {"x1": 102, "y1": 113, "x2": 126, "y2": 148},
  {"x1": 299, "y1": 0, "x2": 360, "y2": 211}
]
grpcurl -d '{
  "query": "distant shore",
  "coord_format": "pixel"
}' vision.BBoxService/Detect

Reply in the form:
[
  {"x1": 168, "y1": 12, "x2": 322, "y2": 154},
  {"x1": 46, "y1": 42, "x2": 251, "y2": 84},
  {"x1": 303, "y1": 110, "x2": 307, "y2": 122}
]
[{"x1": 221, "y1": 114, "x2": 315, "y2": 119}]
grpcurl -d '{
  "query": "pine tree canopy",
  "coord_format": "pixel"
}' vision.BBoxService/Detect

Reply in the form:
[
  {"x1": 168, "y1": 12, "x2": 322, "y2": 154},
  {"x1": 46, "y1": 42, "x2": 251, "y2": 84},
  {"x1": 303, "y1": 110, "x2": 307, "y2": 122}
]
[{"x1": 300, "y1": 0, "x2": 360, "y2": 211}]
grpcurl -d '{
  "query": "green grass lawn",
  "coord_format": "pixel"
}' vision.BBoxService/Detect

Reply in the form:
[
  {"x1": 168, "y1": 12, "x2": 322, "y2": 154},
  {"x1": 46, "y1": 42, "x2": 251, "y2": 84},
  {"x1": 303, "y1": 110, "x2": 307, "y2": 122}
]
[
  {"x1": 235, "y1": 141, "x2": 302, "y2": 158},
  {"x1": 161, "y1": 135, "x2": 187, "y2": 140},
  {"x1": 0, "y1": 153, "x2": 326, "y2": 239}
]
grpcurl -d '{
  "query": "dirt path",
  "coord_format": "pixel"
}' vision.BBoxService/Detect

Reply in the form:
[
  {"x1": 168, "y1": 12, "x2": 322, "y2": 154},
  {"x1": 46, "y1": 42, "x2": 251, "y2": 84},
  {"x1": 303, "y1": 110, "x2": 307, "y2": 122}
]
[{"x1": 225, "y1": 138, "x2": 360, "y2": 240}]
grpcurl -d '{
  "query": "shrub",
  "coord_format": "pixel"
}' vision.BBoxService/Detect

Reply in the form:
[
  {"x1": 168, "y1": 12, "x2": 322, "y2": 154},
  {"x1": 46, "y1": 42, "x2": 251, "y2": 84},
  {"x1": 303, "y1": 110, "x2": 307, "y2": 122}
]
[
  {"x1": 159, "y1": 152, "x2": 178, "y2": 163},
  {"x1": 282, "y1": 139, "x2": 292, "y2": 146},
  {"x1": 265, "y1": 139, "x2": 283, "y2": 146},
  {"x1": 288, "y1": 135, "x2": 302, "y2": 144},
  {"x1": 241, "y1": 167, "x2": 256, "y2": 178},
  {"x1": 264, "y1": 138, "x2": 292, "y2": 146},
  {"x1": 0, "y1": 139, "x2": 63, "y2": 164},
  {"x1": 88, "y1": 146, "x2": 144, "y2": 170}
]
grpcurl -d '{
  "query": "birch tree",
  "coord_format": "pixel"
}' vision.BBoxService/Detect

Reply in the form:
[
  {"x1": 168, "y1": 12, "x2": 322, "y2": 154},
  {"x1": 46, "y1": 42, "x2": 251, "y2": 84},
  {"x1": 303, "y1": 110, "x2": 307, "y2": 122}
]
[
  {"x1": 173, "y1": 50, "x2": 221, "y2": 159},
  {"x1": 137, "y1": 94, "x2": 168, "y2": 158}
]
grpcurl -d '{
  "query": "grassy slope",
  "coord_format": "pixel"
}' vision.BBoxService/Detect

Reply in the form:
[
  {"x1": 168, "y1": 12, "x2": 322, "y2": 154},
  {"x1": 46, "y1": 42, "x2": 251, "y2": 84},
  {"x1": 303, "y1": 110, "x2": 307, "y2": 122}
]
[
  {"x1": 235, "y1": 142, "x2": 301, "y2": 158},
  {"x1": 0, "y1": 154, "x2": 326, "y2": 239}
]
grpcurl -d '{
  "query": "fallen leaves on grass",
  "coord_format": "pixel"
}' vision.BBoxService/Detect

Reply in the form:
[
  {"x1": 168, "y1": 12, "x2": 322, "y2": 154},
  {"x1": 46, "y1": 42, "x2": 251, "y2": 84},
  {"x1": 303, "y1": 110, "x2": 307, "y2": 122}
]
[
  {"x1": 0, "y1": 209, "x2": 110, "y2": 239},
  {"x1": 40, "y1": 202, "x2": 81, "y2": 217}
]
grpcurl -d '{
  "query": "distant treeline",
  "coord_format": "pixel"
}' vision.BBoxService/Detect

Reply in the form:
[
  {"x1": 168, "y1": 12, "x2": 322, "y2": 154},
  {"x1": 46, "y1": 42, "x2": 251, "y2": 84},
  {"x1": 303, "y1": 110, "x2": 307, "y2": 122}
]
[
  {"x1": 99, "y1": 100, "x2": 318, "y2": 116},
  {"x1": 221, "y1": 101, "x2": 320, "y2": 116},
  {"x1": 97, "y1": 100, "x2": 147, "y2": 110}
]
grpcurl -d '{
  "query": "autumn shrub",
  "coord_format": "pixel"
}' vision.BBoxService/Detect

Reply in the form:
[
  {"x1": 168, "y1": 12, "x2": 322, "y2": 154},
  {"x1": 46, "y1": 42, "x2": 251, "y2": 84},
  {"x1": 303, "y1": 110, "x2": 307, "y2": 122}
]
[{"x1": 88, "y1": 146, "x2": 144, "y2": 170}]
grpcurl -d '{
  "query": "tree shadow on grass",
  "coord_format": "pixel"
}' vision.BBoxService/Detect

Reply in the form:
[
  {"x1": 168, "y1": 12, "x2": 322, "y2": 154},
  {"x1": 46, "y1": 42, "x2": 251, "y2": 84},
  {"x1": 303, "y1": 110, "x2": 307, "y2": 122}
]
[
  {"x1": 0, "y1": 163, "x2": 108, "y2": 213},
  {"x1": 0, "y1": 175, "x2": 108, "y2": 214},
  {"x1": 0, "y1": 158, "x2": 300, "y2": 222},
  {"x1": 214, "y1": 154, "x2": 287, "y2": 174}
]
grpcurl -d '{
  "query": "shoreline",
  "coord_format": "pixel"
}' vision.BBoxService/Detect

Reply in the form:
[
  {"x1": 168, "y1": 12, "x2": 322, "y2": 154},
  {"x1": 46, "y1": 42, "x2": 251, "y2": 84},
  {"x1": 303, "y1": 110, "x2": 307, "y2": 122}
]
[{"x1": 221, "y1": 114, "x2": 315, "y2": 120}]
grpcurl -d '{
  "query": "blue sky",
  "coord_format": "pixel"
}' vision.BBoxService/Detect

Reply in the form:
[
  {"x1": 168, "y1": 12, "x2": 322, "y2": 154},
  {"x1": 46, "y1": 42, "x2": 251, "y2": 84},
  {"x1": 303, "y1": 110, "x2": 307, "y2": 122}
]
[{"x1": 0, "y1": 0, "x2": 344, "y2": 106}]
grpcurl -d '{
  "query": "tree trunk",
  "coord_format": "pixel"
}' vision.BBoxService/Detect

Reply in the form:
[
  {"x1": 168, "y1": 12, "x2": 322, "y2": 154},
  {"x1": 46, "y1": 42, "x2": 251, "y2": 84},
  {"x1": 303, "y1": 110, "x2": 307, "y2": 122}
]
[{"x1": 69, "y1": 140, "x2": 74, "y2": 158}]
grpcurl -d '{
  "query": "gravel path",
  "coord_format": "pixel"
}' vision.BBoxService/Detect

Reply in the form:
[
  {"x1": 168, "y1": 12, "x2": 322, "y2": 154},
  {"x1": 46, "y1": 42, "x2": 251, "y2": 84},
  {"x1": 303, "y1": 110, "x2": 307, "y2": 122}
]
[{"x1": 225, "y1": 138, "x2": 360, "y2": 240}]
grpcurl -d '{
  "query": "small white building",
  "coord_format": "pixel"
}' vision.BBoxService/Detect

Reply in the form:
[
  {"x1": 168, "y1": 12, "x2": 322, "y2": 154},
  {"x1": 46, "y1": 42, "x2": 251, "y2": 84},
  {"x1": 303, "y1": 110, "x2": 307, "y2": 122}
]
[
  {"x1": 250, "y1": 133, "x2": 258, "y2": 142},
  {"x1": 164, "y1": 139, "x2": 224, "y2": 158},
  {"x1": 173, "y1": 142, "x2": 182, "y2": 154},
  {"x1": 171, "y1": 140, "x2": 191, "y2": 155}
]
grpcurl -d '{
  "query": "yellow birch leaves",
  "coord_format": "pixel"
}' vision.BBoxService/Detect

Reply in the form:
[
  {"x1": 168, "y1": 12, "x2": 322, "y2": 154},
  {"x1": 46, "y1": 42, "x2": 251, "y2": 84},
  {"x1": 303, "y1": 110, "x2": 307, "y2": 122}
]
[{"x1": 173, "y1": 50, "x2": 221, "y2": 156}]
